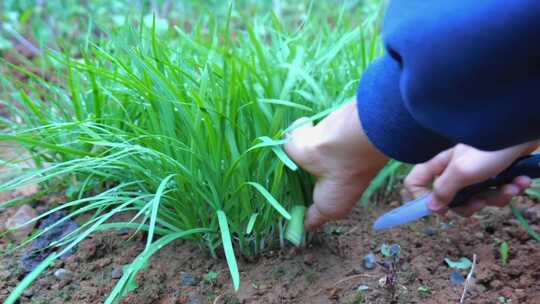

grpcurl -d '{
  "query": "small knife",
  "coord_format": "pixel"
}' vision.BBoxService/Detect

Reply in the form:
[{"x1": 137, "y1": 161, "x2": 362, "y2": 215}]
[{"x1": 373, "y1": 153, "x2": 540, "y2": 231}]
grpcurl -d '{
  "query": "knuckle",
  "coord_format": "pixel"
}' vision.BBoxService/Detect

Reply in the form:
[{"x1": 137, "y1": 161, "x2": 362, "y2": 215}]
[
  {"x1": 450, "y1": 159, "x2": 476, "y2": 181},
  {"x1": 403, "y1": 175, "x2": 415, "y2": 190}
]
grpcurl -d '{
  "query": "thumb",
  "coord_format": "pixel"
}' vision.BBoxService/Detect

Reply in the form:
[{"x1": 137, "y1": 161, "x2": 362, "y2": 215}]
[
  {"x1": 304, "y1": 204, "x2": 328, "y2": 231},
  {"x1": 284, "y1": 117, "x2": 314, "y2": 163},
  {"x1": 404, "y1": 149, "x2": 453, "y2": 198}
]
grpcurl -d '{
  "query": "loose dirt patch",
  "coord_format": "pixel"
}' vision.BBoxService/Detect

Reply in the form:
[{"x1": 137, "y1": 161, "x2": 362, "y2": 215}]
[{"x1": 1, "y1": 194, "x2": 539, "y2": 304}]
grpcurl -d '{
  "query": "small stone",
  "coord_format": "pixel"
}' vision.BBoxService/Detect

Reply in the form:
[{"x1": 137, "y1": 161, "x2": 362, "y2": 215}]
[
  {"x1": 474, "y1": 232, "x2": 484, "y2": 239},
  {"x1": 180, "y1": 272, "x2": 200, "y2": 286},
  {"x1": 450, "y1": 271, "x2": 465, "y2": 285},
  {"x1": 440, "y1": 222, "x2": 452, "y2": 230},
  {"x1": 176, "y1": 295, "x2": 189, "y2": 304},
  {"x1": 97, "y1": 257, "x2": 112, "y2": 268},
  {"x1": 523, "y1": 205, "x2": 540, "y2": 223},
  {"x1": 378, "y1": 276, "x2": 388, "y2": 288},
  {"x1": 112, "y1": 267, "x2": 123, "y2": 279},
  {"x1": 117, "y1": 228, "x2": 130, "y2": 236},
  {"x1": 362, "y1": 252, "x2": 377, "y2": 270},
  {"x1": 186, "y1": 292, "x2": 204, "y2": 304},
  {"x1": 19, "y1": 210, "x2": 79, "y2": 272},
  {"x1": 22, "y1": 289, "x2": 34, "y2": 298},
  {"x1": 476, "y1": 283, "x2": 488, "y2": 293},
  {"x1": 5, "y1": 205, "x2": 38, "y2": 241},
  {"x1": 303, "y1": 253, "x2": 317, "y2": 266},
  {"x1": 54, "y1": 268, "x2": 73, "y2": 281},
  {"x1": 14, "y1": 184, "x2": 39, "y2": 197},
  {"x1": 35, "y1": 205, "x2": 49, "y2": 214},
  {"x1": 389, "y1": 244, "x2": 401, "y2": 257},
  {"x1": 501, "y1": 287, "x2": 513, "y2": 298},
  {"x1": 491, "y1": 280, "x2": 503, "y2": 289},
  {"x1": 357, "y1": 284, "x2": 369, "y2": 292},
  {"x1": 424, "y1": 227, "x2": 438, "y2": 237}
]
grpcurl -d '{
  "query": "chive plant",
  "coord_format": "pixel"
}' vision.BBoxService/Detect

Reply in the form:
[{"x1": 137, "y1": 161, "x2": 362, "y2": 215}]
[{"x1": 0, "y1": 6, "x2": 383, "y2": 303}]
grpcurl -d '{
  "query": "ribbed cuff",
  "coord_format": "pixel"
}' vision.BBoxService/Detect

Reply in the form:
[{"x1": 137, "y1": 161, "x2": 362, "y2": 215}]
[{"x1": 357, "y1": 55, "x2": 454, "y2": 164}]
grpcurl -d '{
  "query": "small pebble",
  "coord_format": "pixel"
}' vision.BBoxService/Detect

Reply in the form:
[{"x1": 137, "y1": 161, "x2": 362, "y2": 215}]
[
  {"x1": 362, "y1": 252, "x2": 377, "y2": 270},
  {"x1": 389, "y1": 244, "x2": 401, "y2": 257},
  {"x1": 112, "y1": 267, "x2": 123, "y2": 279},
  {"x1": 450, "y1": 271, "x2": 465, "y2": 285},
  {"x1": 523, "y1": 206, "x2": 540, "y2": 223},
  {"x1": 186, "y1": 292, "x2": 204, "y2": 304},
  {"x1": 54, "y1": 268, "x2": 73, "y2": 281},
  {"x1": 35, "y1": 205, "x2": 49, "y2": 214},
  {"x1": 440, "y1": 222, "x2": 452, "y2": 230},
  {"x1": 303, "y1": 253, "x2": 317, "y2": 266},
  {"x1": 180, "y1": 272, "x2": 200, "y2": 286},
  {"x1": 357, "y1": 284, "x2": 369, "y2": 292},
  {"x1": 22, "y1": 289, "x2": 34, "y2": 298},
  {"x1": 117, "y1": 228, "x2": 130, "y2": 236},
  {"x1": 476, "y1": 283, "x2": 488, "y2": 293},
  {"x1": 424, "y1": 227, "x2": 438, "y2": 237},
  {"x1": 5, "y1": 205, "x2": 38, "y2": 241}
]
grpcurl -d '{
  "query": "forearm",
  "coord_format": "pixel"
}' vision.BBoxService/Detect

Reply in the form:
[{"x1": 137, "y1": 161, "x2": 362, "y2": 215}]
[{"x1": 357, "y1": 0, "x2": 540, "y2": 164}]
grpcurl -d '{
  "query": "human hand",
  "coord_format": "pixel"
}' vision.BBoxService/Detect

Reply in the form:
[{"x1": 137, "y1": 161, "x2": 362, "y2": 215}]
[
  {"x1": 404, "y1": 143, "x2": 538, "y2": 217},
  {"x1": 284, "y1": 101, "x2": 388, "y2": 231}
]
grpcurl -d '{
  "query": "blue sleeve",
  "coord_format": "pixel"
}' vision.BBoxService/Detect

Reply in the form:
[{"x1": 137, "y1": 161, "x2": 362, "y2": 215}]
[{"x1": 357, "y1": 0, "x2": 540, "y2": 164}]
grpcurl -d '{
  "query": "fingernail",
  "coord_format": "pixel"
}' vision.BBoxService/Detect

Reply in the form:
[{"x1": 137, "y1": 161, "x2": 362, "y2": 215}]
[
  {"x1": 507, "y1": 185, "x2": 519, "y2": 196},
  {"x1": 427, "y1": 195, "x2": 445, "y2": 212}
]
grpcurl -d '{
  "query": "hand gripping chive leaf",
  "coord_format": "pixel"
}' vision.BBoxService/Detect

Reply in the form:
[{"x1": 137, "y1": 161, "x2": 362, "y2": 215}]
[
  {"x1": 0, "y1": 3, "x2": 382, "y2": 301},
  {"x1": 285, "y1": 205, "x2": 306, "y2": 246}
]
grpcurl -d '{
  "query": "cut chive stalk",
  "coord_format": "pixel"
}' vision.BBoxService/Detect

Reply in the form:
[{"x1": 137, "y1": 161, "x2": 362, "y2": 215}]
[{"x1": 285, "y1": 205, "x2": 306, "y2": 246}]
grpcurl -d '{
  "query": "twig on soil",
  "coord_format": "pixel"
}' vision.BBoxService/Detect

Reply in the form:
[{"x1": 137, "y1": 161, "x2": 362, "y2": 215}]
[
  {"x1": 311, "y1": 273, "x2": 377, "y2": 297},
  {"x1": 1, "y1": 24, "x2": 42, "y2": 57},
  {"x1": 460, "y1": 254, "x2": 477, "y2": 304},
  {"x1": 213, "y1": 293, "x2": 229, "y2": 304}
]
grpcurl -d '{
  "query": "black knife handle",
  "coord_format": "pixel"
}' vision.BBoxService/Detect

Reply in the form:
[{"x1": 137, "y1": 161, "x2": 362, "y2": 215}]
[{"x1": 449, "y1": 153, "x2": 540, "y2": 208}]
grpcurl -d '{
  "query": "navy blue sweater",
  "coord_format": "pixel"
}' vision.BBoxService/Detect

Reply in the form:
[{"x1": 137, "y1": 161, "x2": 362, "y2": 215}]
[{"x1": 357, "y1": 1, "x2": 540, "y2": 164}]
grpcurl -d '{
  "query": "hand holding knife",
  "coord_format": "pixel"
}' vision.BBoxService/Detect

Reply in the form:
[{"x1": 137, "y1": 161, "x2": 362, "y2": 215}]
[{"x1": 373, "y1": 153, "x2": 540, "y2": 230}]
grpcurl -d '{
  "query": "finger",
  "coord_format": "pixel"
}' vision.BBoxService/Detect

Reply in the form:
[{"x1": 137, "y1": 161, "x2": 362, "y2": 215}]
[
  {"x1": 286, "y1": 117, "x2": 313, "y2": 138},
  {"x1": 477, "y1": 184, "x2": 520, "y2": 208},
  {"x1": 513, "y1": 176, "x2": 532, "y2": 190},
  {"x1": 404, "y1": 149, "x2": 453, "y2": 198},
  {"x1": 284, "y1": 118, "x2": 314, "y2": 164},
  {"x1": 430, "y1": 158, "x2": 481, "y2": 211},
  {"x1": 453, "y1": 199, "x2": 486, "y2": 217},
  {"x1": 304, "y1": 204, "x2": 328, "y2": 231}
]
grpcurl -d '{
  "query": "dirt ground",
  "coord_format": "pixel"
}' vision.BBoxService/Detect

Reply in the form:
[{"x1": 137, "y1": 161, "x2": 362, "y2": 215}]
[{"x1": 1, "y1": 186, "x2": 539, "y2": 304}]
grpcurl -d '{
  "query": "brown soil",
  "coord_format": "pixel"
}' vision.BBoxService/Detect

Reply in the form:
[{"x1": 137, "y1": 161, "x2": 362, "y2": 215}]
[{"x1": 1, "y1": 192, "x2": 539, "y2": 304}]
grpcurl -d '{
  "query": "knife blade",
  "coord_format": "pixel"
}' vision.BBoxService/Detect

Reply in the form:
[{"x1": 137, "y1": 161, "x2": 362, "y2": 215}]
[{"x1": 373, "y1": 153, "x2": 540, "y2": 231}]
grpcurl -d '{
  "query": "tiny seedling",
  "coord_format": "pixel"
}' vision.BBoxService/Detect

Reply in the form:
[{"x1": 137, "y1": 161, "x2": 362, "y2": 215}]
[
  {"x1": 377, "y1": 243, "x2": 403, "y2": 302},
  {"x1": 417, "y1": 286, "x2": 430, "y2": 295},
  {"x1": 499, "y1": 241, "x2": 509, "y2": 266},
  {"x1": 204, "y1": 271, "x2": 218, "y2": 285},
  {"x1": 445, "y1": 257, "x2": 472, "y2": 270},
  {"x1": 460, "y1": 254, "x2": 477, "y2": 304}
]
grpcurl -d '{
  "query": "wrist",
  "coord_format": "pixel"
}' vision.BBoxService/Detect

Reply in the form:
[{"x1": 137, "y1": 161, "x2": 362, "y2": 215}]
[{"x1": 311, "y1": 101, "x2": 389, "y2": 179}]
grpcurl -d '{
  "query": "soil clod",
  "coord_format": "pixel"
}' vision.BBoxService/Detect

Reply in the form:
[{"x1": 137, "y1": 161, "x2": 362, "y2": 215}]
[
  {"x1": 5, "y1": 205, "x2": 37, "y2": 241},
  {"x1": 20, "y1": 210, "x2": 79, "y2": 272},
  {"x1": 112, "y1": 267, "x2": 124, "y2": 279},
  {"x1": 180, "y1": 272, "x2": 200, "y2": 286},
  {"x1": 362, "y1": 252, "x2": 377, "y2": 270},
  {"x1": 54, "y1": 268, "x2": 73, "y2": 280},
  {"x1": 450, "y1": 271, "x2": 465, "y2": 285}
]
